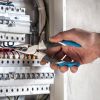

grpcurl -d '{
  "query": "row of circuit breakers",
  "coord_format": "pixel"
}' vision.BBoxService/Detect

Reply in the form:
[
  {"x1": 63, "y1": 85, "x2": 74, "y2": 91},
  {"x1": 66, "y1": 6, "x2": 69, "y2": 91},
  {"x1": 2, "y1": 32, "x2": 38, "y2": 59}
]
[{"x1": 0, "y1": 1, "x2": 54, "y2": 97}]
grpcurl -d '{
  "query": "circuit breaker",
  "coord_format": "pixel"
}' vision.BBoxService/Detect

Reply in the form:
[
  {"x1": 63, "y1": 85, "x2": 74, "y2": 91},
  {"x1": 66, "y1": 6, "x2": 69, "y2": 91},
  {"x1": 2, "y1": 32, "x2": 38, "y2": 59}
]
[{"x1": 0, "y1": 0, "x2": 54, "y2": 98}]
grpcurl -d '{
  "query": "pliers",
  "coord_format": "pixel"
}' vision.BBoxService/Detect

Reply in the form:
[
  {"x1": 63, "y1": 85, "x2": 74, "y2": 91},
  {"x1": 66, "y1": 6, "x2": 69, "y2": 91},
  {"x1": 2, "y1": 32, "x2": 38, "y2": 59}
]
[
  {"x1": 39, "y1": 40, "x2": 81, "y2": 68},
  {"x1": 11, "y1": 40, "x2": 81, "y2": 68}
]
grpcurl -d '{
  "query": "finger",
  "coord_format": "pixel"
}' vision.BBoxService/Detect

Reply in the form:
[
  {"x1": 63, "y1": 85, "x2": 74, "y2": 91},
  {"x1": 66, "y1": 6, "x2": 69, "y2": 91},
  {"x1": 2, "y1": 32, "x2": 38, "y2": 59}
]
[
  {"x1": 70, "y1": 66, "x2": 78, "y2": 73},
  {"x1": 49, "y1": 29, "x2": 75, "y2": 43},
  {"x1": 44, "y1": 47, "x2": 72, "y2": 62},
  {"x1": 49, "y1": 29, "x2": 83, "y2": 44},
  {"x1": 44, "y1": 46, "x2": 62, "y2": 56},
  {"x1": 40, "y1": 58, "x2": 48, "y2": 65},
  {"x1": 59, "y1": 66, "x2": 68, "y2": 73},
  {"x1": 50, "y1": 63, "x2": 59, "y2": 70},
  {"x1": 49, "y1": 32, "x2": 64, "y2": 43},
  {"x1": 54, "y1": 51, "x2": 72, "y2": 62},
  {"x1": 62, "y1": 46, "x2": 83, "y2": 63}
]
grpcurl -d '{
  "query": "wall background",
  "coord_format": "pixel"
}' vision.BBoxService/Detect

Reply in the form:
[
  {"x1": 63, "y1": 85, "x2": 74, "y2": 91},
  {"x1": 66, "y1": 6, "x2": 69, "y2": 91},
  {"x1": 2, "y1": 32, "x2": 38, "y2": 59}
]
[
  {"x1": 66, "y1": 0, "x2": 100, "y2": 32},
  {"x1": 65, "y1": 0, "x2": 100, "y2": 100}
]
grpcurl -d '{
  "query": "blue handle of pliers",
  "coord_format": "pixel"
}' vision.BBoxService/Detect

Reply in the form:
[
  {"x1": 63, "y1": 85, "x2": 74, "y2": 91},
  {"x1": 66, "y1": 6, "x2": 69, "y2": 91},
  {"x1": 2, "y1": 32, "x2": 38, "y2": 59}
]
[
  {"x1": 57, "y1": 40, "x2": 81, "y2": 68},
  {"x1": 59, "y1": 40, "x2": 81, "y2": 47},
  {"x1": 57, "y1": 61, "x2": 80, "y2": 68}
]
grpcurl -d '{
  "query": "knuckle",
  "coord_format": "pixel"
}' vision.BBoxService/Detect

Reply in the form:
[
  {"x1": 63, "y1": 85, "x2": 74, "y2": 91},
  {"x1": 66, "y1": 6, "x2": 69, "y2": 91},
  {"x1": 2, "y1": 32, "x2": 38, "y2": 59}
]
[
  {"x1": 71, "y1": 28, "x2": 76, "y2": 31},
  {"x1": 58, "y1": 32, "x2": 65, "y2": 36},
  {"x1": 70, "y1": 28, "x2": 79, "y2": 32}
]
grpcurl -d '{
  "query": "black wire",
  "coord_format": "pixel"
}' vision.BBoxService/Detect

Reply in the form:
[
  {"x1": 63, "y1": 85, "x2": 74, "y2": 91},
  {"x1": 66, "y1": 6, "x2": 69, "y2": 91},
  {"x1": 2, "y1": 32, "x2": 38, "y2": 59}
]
[
  {"x1": 38, "y1": 11, "x2": 47, "y2": 43},
  {"x1": 3, "y1": 41, "x2": 8, "y2": 47},
  {"x1": 14, "y1": 96, "x2": 19, "y2": 100},
  {"x1": 7, "y1": 96, "x2": 10, "y2": 100},
  {"x1": 35, "y1": 0, "x2": 47, "y2": 44},
  {"x1": 38, "y1": 20, "x2": 47, "y2": 43},
  {"x1": 16, "y1": 96, "x2": 19, "y2": 100},
  {"x1": 44, "y1": 95, "x2": 49, "y2": 100},
  {"x1": 7, "y1": 42, "x2": 14, "y2": 47},
  {"x1": 40, "y1": 94, "x2": 50, "y2": 100},
  {"x1": 2, "y1": 42, "x2": 14, "y2": 47},
  {"x1": 0, "y1": 42, "x2": 4, "y2": 48},
  {"x1": 0, "y1": 0, "x2": 14, "y2": 6}
]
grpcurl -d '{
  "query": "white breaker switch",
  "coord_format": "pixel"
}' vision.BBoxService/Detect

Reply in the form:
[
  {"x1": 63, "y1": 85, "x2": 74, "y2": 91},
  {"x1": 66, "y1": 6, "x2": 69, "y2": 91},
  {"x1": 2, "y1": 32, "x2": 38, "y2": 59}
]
[
  {"x1": 0, "y1": 13, "x2": 31, "y2": 34},
  {"x1": 0, "y1": 5, "x2": 25, "y2": 15}
]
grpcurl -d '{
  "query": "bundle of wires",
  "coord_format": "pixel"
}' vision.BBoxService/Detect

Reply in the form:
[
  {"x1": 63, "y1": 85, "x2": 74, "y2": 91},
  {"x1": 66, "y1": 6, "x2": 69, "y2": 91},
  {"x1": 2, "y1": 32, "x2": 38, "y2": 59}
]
[
  {"x1": 35, "y1": 0, "x2": 47, "y2": 42},
  {"x1": 35, "y1": 94, "x2": 50, "y2": 100}
]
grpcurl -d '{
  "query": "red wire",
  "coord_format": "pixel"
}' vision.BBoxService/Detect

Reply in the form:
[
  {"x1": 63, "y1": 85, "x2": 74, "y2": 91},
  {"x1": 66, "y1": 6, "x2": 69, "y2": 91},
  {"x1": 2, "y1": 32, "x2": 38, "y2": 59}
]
[
  {"x1": 2, "y1": 49, "x2": 5, "y2": 58},
  {"x1": 11, "y1": 51, "x2": 15, "y2": 58},
  {"x1": 5, "y1": 51, "x2": 9, "y2": 58},
  {"x1": 15, "y1": 51, "x2": 20, "y2": 59}
]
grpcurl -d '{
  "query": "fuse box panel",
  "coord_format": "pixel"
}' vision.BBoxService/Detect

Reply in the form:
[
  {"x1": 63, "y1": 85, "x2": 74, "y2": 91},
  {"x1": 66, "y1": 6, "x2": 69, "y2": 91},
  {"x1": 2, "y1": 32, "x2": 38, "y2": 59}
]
[{"x1": 0, "y1": 0, "x2": 54, "y2": 97}]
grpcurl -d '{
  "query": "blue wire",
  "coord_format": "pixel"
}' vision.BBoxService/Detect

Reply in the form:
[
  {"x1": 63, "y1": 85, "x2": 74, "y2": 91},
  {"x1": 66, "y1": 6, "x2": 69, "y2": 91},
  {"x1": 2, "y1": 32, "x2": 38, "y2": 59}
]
[{"x1": 0, "y1": 1, "x2": 14, "y2": 6}]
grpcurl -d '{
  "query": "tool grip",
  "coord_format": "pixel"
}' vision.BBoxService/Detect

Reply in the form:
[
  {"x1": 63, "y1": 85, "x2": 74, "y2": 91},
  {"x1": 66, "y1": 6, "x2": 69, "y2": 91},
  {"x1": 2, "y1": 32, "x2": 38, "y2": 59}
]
[
  {"x1": 57, "y1": 61, "x2": 80, "y2": 68},
  {"x1": 59, "y1": 40, "x2": 81, "y2": 47},
  {"x1": 57, "y1": 40, "x2": 81, "y2": 68}
]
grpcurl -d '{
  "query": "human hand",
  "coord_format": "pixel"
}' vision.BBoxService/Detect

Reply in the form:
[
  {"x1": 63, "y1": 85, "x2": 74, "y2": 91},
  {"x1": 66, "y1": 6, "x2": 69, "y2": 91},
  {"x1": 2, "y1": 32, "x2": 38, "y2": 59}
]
[{"x1": 40, "y1": 28, "x2": 100, "y2": 73}]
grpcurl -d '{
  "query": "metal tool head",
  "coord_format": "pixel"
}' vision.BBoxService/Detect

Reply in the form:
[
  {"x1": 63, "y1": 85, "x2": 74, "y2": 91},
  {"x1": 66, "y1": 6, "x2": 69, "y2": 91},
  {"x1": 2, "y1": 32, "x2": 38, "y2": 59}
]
[{"x1": 43, "y1": 55, "x2": 58, "y2": 64}]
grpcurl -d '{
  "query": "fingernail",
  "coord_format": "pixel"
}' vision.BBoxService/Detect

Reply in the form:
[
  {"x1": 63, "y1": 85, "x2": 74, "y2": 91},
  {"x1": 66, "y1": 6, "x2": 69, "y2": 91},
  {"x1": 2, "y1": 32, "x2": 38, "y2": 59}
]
[
  {"x1": 49, "y1": 35, "x2": 57, "y2": 41},
  {"x1": 49, "y1": 37, "x2": 54, "y2": 42},
  {"x1": 50, "y1": 63, "x2": 59, "y2": 70},
  {"x1": 40, "y1": 59, "x2": 48, "y2": 65},
  {"x1": 70, "y1": 66, "x2": 78, "y2": 73},
  {"x1": 60, "y1": 66, "x2": 68, "y2": 73}
]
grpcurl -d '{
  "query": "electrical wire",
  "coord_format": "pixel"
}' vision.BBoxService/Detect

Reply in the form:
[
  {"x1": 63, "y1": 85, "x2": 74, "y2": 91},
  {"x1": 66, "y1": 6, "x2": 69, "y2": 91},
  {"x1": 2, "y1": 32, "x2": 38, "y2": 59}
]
[
  {"x1": 3, "y1": 41, "x2": 8, "y2": 47},
  {"x1": 3, "y1": 48, "x2": 10, "y2": 58},
  {"x1": 2, "y1": 42, "x2": 14, "y2": 47},
  {"x1": 7, "y1": 96, "x2": 10, "y2": 100},
  {"x1": 7, "y1": 42, "x2": 14, "y2": 47},
  {"x1": 0, "y1": 0, "x2": 14, "y2": 6},
  {"x1": 44, "y1": 95, "x2": 49, "y2": 100},
  {"x1": 36, "y1": 94, "x2": 50, "y2": 100},
  {"x1": 39, "y1": 94, "x2": 50, "y2": 100},
  {"x1": 10, "y1": 50, "x2": 15, "y2": 59},
  {"x1": 35, "y1": 0, "x2": 47, "y2": 43},
  {"x1": 5, "y1": 51, "x2": 9, "y2": 58},
  {"x1": 2, "y1": 49, "x2": 5, "y2": 58},
  {"x1": 14, "y1": 96, "x2": 19, "y2": 100},
  {"x1": 39, "y1": 0, "x2": 46, "y2": 34},
  {"x1": 15, "y1": 51, "x2": 20, "y2": 59},
  {"x1": 16, "y1": 96, "x2": 19, "y2": 100}
]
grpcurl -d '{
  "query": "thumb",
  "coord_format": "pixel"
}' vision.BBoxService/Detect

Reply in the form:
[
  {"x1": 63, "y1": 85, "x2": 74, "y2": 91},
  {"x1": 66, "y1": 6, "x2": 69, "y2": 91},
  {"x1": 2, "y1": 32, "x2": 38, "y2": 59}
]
[
  {"x1": 49, "y1": 29, "x2": 84, "y2": 44},
  {"x1": 49, "y1": 32, "x2": 64, "y2": 43},
  {"x1": 49, "y1": 30, "x2": 78, "y2": 43}
]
